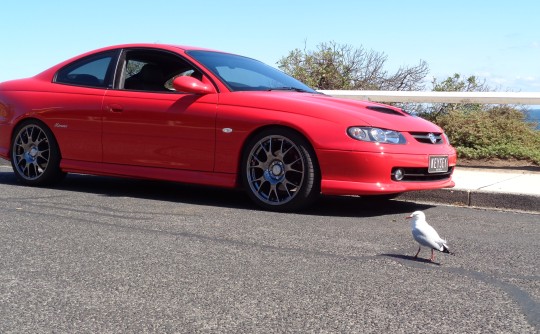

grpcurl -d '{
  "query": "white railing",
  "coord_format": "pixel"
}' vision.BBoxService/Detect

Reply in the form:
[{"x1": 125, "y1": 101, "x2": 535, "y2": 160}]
[{"x1": 318, "y1": 90, "x2": 540, "y2": 105}]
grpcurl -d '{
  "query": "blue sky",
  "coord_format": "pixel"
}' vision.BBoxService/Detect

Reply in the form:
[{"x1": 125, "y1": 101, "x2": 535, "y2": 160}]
[{"x1": 1, "y1": 1, "x2": 539, "y2": 92}]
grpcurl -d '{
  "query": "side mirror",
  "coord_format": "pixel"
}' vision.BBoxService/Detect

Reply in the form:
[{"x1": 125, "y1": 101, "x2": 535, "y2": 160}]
[{"x1": 172, "y1": 76, "x2": 216, "y2": 94}]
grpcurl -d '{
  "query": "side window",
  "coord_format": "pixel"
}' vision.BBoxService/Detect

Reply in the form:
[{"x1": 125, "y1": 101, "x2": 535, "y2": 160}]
[
  {"x1": 123, "y1": 60, "x2": 166, "y2": 91},
  {"x1": 121, "y1": 49, "x2": 203, "y2": 92},
  {"x1": 55, "y1": 51, "x2": 116, "y2": 88}
]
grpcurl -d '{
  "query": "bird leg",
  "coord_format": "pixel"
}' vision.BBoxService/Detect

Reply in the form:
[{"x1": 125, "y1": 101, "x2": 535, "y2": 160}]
[
  {"x1": 414, "y1": 247, "x2": 421, "y2": 259},
  {"x1": 430, "y1": 249, "x2": 435, "y2": 262}
]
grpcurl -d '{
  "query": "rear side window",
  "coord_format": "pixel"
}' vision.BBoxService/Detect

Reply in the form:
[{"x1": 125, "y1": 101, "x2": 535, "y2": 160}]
[{"x1": 55, "y1": 51, "x2": 117, "y2": 88}]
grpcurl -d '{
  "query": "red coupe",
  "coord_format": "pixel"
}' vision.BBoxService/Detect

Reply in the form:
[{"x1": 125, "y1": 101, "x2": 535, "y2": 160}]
[{"x1": 0, "y1": 44, "x2": 456, "y2": 211}]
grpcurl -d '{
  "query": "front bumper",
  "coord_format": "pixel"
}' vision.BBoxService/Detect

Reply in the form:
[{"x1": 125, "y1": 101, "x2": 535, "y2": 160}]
[{"x1": 318, "y1": 149, "x2": 457, "y2": 196}]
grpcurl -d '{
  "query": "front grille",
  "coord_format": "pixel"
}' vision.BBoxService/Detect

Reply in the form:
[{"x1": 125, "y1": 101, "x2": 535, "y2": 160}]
[
  {"x1": 410, "y1": 132, "x2": 443, "y2": 144},
  {"x1": 392, "y1": 167, "x2": 454, "y2": 182}
]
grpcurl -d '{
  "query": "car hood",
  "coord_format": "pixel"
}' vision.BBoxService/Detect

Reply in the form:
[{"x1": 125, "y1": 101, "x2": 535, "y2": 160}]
[{"x1": 219, "y1": 91, "x2": 443, "y2": 132}]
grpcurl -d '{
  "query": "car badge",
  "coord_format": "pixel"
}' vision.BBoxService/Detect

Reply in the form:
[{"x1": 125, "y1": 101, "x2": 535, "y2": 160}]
[{"x1": 428, "y1": 133, "x2": 437, "y2": 144}]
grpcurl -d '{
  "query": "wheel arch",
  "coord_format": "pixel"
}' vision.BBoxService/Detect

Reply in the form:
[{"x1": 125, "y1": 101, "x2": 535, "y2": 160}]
[
  {"x1": 237, "y1": 124, "x2": 321, "y2": 185},
  {"x1": 10, "y1": 117, "x2": 65, "y2": 185},
  {"x1": 10, "y1": 117, "x2": 62, "y2": 159}
]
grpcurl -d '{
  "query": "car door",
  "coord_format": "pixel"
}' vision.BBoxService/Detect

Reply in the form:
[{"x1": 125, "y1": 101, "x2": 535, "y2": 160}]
[
  {"x1": 51, "y1": 50, "x2": 118, "y2": 162},
  {"x1": 101, "y1": 49, "x2": 217, "y2": 172}
]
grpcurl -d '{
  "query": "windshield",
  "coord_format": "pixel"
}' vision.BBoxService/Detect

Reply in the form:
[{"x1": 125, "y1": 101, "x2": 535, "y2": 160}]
[{"x1": 187, "y1": 50, "x2": 317, "y2": 93}]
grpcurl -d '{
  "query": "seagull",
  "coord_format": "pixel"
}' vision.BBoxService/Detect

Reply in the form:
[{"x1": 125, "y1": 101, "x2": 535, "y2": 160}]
[{"x1": 406, "y1": 211, "x2": 454, "y2": 262}]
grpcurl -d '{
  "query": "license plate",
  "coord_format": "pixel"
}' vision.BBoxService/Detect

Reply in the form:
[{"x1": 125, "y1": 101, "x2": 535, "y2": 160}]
[{"x1": 428, "y1": 156, "x2": 448, "y2": 173}]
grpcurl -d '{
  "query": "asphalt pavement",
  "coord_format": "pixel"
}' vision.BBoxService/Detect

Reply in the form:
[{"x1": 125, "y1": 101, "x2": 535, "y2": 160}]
[
  {"x1": 400, "y1": 166, "x2": 540, "y2": 213},
  {"x1": 0, "y1": 173, "x2": 538, "y2": 333},
  {"x1": 1, "y1": 158, "x2": 539, "y2": 332}
]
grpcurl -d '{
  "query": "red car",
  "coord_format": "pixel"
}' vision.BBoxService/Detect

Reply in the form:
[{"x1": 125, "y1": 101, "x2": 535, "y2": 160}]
[{"x1": 0, "y1": 44, "x2": 456, "y2": 211}]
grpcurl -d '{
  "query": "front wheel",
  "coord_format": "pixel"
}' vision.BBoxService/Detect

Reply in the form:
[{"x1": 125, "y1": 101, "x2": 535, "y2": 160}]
[
  {"x1": 241, "y1": 128, "x2": 320, "y2": 211},
  {"x1": 10, "y1": 120, "x2": 65, "y2": 186}
]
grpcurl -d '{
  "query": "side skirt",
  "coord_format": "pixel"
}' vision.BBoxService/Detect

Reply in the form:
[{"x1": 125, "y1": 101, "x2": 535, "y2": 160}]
[{"x1": 60, "y1": 159, "x2": 238, "y2": 188}]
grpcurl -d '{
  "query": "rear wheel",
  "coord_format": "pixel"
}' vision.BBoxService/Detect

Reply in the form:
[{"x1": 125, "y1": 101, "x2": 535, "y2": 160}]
[
  {"x1": 10, "y1": 120, "x2": 65, "y2": 186},
  {"x1": 241, "y1": 128, "x2": 320, "y2": 211}
]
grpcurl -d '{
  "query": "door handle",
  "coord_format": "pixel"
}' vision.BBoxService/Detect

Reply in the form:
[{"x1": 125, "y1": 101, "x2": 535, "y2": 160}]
[{"x1": 107, "y1": 104, "x2": 123, "y2": 113}]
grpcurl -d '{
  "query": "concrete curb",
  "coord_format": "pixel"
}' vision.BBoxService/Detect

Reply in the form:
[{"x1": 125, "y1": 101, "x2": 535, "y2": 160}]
[{"x1": 399, "y1": 189, "x2": 540, "y2": 214}]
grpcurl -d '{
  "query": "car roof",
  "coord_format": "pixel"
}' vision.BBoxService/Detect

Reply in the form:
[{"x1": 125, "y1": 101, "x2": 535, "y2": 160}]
[
  {"x1": 93, "y1": 43, "x2": 221, "y2": 54},
  {"x1": 33, "y1": 43, "x2": 228, "y2": 79}
]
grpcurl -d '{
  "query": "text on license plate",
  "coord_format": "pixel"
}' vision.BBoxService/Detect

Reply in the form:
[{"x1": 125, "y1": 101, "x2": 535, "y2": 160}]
[{"x1": 428, "y1": 156, "x2": 448, "y2": 173}]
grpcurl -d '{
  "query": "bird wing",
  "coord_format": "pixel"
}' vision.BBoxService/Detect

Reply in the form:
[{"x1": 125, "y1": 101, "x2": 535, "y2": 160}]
[{"x1": 412, "y1": 224, "x2": 446, "y2": 251}]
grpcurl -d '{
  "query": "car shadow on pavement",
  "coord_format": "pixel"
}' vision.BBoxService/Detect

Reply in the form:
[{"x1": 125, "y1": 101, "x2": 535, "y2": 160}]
[
  {"x1": 0, "y1": 171, "x2": 433, "y2": 218},
  {"x1": 305, "y1": 195, "x2": 433, "y2": 217}
]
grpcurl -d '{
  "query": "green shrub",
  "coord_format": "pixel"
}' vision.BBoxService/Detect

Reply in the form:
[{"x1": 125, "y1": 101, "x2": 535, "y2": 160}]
[{"x1": 426, "y1": 106, "x2": 540, "y2": 165}]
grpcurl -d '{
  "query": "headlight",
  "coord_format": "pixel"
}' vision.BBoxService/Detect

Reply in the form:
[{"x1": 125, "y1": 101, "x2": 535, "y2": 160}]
[{"x1": 347, "y1": 127, "x2": 407, "y2": 144}]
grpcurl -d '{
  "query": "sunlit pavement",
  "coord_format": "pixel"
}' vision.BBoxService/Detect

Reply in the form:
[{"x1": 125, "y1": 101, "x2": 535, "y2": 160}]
[{"x1": 400, "y1": 167, "x2": 540, "y2": 213}]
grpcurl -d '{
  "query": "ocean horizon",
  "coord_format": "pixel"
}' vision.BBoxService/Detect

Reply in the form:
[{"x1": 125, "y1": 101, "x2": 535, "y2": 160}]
[{"x1": 527, "y1": 109, "x2": 540, "y2": 130}]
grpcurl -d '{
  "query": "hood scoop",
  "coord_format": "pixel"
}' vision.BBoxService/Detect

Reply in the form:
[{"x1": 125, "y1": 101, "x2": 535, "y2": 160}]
[{"x1": 366, "y1": 106, "x2": 406, "y2": 116}]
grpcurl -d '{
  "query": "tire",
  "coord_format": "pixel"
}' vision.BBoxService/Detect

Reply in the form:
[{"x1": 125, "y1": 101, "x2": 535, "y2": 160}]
[
  {"x1": 10, "y1": 120, "x2": 65, "y2": 186},
  {"x1": 241, "y1": 128, "x2": 320, "y2": 211}
]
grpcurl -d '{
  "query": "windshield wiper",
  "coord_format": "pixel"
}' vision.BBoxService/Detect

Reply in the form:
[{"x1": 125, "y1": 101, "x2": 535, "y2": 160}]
[{"x1": 268, "y1": 87, "x2": 311, "y2": 93}]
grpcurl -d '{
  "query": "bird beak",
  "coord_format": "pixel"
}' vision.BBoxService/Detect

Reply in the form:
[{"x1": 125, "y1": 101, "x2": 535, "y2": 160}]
[{"x1": 405, "y1": 215, "x2": 412, "y2": 220}]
